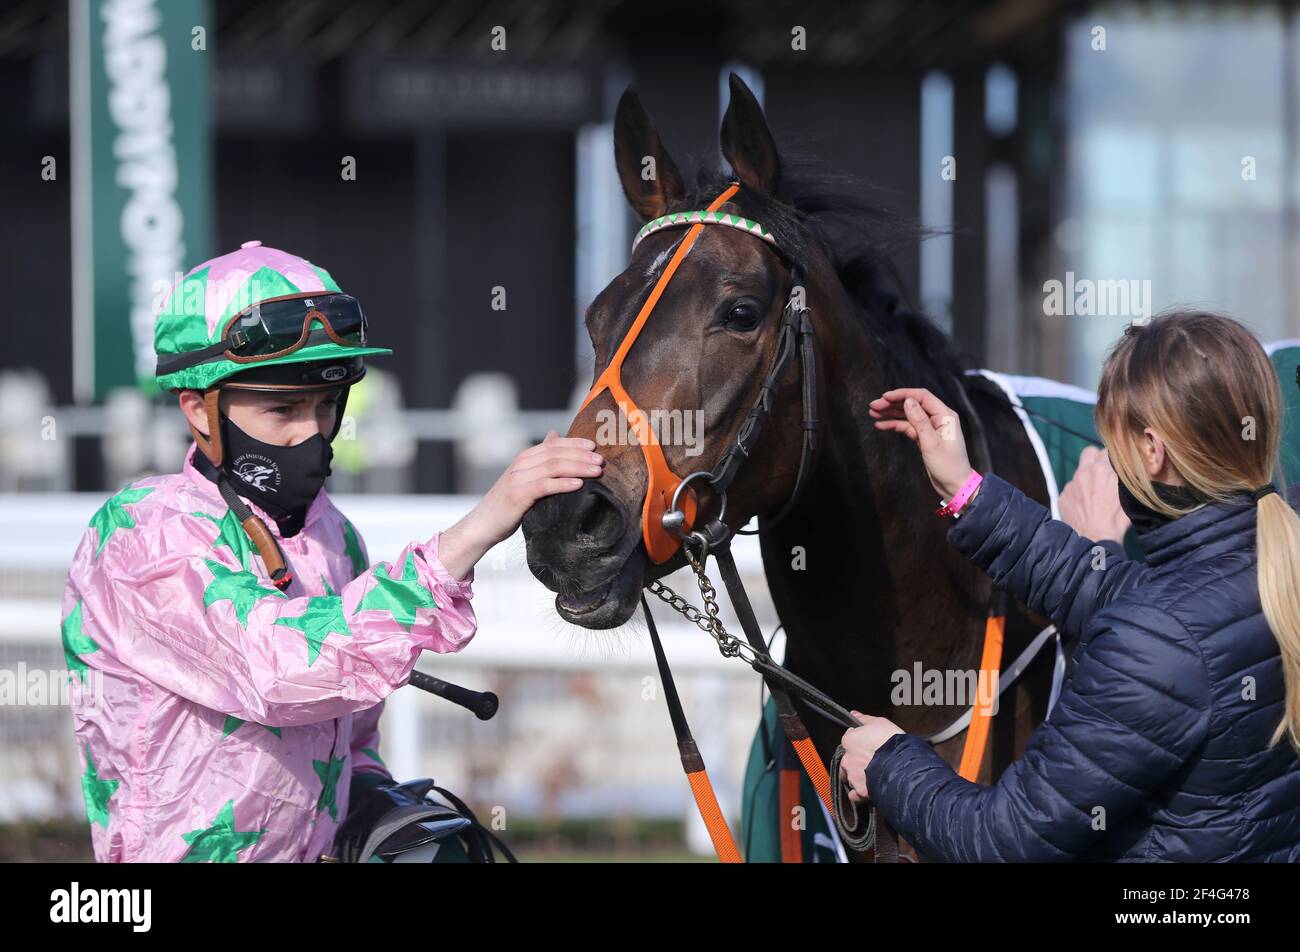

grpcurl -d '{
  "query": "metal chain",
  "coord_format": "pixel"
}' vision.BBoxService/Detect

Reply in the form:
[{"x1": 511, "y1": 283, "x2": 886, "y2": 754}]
[{"x1": 645, "y1": 546, "x2": 745, "y2": 659}]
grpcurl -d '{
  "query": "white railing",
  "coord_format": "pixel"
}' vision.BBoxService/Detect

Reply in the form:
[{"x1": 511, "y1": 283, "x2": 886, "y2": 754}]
[
  {"x1": 0, "y1": 491, "x2": 779, "y2": 851},
  {"x1": 0, "y1": 370, "x2": 580, "y2": 492}
]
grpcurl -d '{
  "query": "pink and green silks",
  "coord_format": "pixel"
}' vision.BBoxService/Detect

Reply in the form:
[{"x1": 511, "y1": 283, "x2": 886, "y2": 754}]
[{"x1": 62, "y1": 443, "x2": 477, "y2": 862}]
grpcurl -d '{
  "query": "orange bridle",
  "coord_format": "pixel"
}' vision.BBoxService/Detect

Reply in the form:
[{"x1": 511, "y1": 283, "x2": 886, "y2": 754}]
[{"x1": 578, "y1": 183, "x2": 744, "y2": 563}]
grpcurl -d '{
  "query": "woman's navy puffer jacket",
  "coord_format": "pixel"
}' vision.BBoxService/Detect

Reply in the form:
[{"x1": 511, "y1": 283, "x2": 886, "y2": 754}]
[{"x1": 865, "y1": 474, "x2": 1300, "y2": 861}]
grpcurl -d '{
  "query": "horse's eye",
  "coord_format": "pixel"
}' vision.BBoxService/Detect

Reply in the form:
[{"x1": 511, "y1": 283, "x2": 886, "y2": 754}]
[{"x1": 725, "y1": 303, "x2": 762, "y2": 331}]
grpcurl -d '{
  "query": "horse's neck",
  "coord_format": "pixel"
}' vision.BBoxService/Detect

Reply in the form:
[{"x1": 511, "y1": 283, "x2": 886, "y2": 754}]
[{"x1": 760, "y1": 359, "x2": 992, "y2": 736}]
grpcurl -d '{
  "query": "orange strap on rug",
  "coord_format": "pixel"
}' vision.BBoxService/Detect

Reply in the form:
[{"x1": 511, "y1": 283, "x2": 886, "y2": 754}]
[{"x1": 958, "y1": 614, "x2": 1005, "y2": 781}]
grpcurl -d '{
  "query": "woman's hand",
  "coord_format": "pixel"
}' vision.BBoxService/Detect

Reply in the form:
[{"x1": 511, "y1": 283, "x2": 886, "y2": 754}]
[
  {"x1": 437, "y1": 431, "x2": 603, "y2": 579},
  {"x1": 839, "y1": 712, "x2": 905, "y2": 803},
  {"x1": 1059, "y1": 446, "x2": 1131, "y2": 544},
  {"x1": 868, "y1": 388, "x2": 974, "y2": 499}
]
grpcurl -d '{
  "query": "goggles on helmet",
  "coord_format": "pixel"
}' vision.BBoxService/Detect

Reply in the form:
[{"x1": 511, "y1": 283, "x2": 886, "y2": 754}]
[{"x1": 155, "y1": 292, "x2": 370, "y2": 377}]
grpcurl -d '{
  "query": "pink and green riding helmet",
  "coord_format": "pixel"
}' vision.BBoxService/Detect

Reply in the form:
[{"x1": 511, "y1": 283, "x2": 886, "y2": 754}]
[{"x1": 153, "y1": 240, "x2": 392, "y2": 393}]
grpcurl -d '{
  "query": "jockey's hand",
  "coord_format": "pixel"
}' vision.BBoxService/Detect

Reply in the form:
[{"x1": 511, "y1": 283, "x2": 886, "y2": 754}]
[
  {"x1": 1059, "y1": 446, "x2": 1131, "y2": 544},
  {"x1": 437, "y1": 431, "x2": 603, "y2": 579},
  {"x1": 868, "y1": 388, "x2": 974, "y2": 500}
]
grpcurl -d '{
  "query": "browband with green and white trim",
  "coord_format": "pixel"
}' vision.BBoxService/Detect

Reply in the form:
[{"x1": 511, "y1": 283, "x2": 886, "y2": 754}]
[{"x1": 632, "y1": 208, "x2": 777, "y2": 252}]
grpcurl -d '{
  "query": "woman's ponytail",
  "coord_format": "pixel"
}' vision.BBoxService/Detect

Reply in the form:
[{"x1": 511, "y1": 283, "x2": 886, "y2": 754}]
[{"x1": 1257, "y1": 490, "x2": 1300, "y2": 750}]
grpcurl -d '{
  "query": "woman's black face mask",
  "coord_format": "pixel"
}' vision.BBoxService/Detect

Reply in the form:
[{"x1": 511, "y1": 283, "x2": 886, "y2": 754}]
[
  {"x1": 1110, "y1": 457, "x2": 1203, "y2": 535},
  {"x1": 220, "y1": 413, "x2": 333, "y2": 521}
]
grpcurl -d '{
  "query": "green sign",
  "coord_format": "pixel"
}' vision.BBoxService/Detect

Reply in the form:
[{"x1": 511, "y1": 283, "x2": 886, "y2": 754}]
[{"x1": 71, "y1": 0, "x2": 212, "y2": 400}]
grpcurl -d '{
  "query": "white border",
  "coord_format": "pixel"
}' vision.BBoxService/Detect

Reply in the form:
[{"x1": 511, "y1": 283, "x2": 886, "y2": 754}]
[{"x1": 966, "y1": 369, "x2": 1098, "y2": 520}]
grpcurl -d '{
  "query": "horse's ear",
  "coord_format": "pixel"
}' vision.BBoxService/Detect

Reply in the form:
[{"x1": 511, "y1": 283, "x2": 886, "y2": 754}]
[
  {"x1": 720, "y1": 72, "x2": 781, "y2": 193},
  {"x1": 614, "y1": 87, "x2": 686, "y2": 221}
]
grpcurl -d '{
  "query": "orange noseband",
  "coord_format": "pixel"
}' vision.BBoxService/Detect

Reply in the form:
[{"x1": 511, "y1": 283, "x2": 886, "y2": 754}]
[{"x1": 578, "y1": 183, "x2": 741, "y2": 563}]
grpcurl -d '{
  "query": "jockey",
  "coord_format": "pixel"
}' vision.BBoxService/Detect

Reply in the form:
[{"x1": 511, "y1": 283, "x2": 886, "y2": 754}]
[{"x1": 62, "y1": 241, "x2": 603, "y2": 861}]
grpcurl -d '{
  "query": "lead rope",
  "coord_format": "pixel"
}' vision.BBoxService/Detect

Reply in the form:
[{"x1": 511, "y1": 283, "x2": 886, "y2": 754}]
[
  {"x1": 646, "y1": 374, "x2": 1007, "y2": 862},
  {"x1": 646, "y1": 534, "x2": 908, "y2": 861},
  {"x1": 715, "y1": 544, "x2": 833, "y2": 804},
  {"x1": 642, "y1": 379, "x2": 1010, "y2": 861},
  {"x1": 716, "y1": 543, "x2": 903, "y2": 862}
]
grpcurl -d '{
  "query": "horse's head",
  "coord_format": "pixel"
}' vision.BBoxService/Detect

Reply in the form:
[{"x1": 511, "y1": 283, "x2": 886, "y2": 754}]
[{"x1": 523, "y1": 74, "x2": 836, "y2": 629}]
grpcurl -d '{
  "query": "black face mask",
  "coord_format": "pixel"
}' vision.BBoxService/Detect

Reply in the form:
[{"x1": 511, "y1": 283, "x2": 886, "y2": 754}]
[
  {"x1": 1115, "y1": 477, "x2": 1203, "y2": 535},
  {"x1": 219, "y1": 414, "x2": 333, "y2": 523}
]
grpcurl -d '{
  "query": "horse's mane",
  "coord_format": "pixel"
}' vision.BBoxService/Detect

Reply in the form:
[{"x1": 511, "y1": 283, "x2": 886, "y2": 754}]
[{"x1": 687, "y1": 161, "x2": 972, "y2": 392}]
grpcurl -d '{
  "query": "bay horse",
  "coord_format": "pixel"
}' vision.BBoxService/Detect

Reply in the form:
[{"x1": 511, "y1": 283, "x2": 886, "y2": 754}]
[{"x1": 521, "y1": 74, "x2": 1055, "y2": 860}]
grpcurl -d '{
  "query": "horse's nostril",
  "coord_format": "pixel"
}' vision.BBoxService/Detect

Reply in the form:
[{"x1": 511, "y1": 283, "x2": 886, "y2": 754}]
[{"x1": 575, "y1": 485, "x2": 624, "y2": 545}]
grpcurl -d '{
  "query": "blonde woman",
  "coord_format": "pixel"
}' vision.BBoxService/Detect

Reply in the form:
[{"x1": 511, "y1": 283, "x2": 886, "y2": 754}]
[{"x1": 840, "y1": 311, "x2": 1300, "y2": 861}]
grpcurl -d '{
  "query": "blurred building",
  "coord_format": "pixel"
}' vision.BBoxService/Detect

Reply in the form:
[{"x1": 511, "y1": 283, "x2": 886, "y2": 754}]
[{"x1": 2, "y1": 0, "x2": 1299, "y2": 489}]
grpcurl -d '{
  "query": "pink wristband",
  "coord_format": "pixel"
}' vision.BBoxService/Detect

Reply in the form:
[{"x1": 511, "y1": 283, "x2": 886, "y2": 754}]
[{"x1": 935, "y1": 471, "x2": 983, "y2": 518}]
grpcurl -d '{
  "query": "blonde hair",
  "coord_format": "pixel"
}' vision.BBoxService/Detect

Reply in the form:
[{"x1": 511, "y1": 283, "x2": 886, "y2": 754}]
[{"x1": 1096, "y1": 311, "x2": 1300, "y2": 751}]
